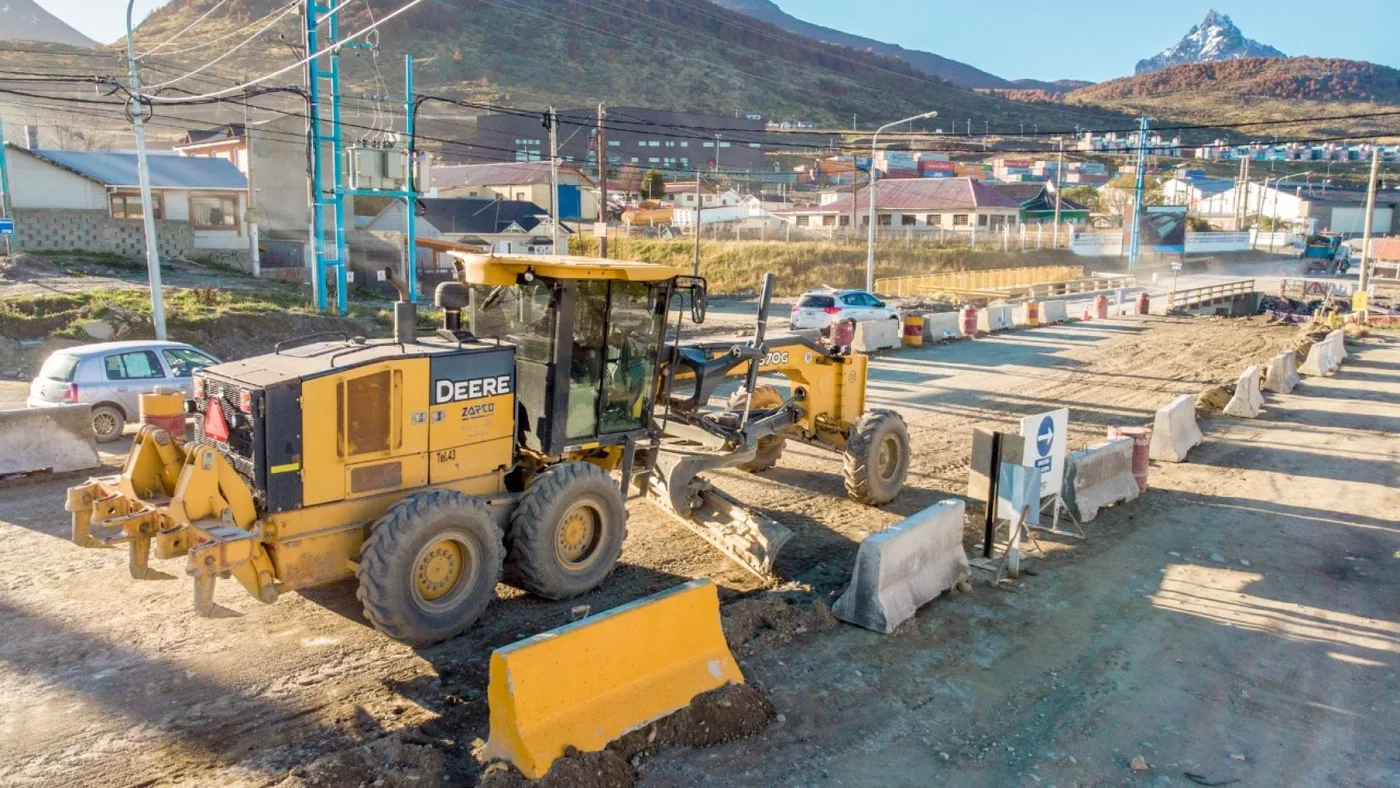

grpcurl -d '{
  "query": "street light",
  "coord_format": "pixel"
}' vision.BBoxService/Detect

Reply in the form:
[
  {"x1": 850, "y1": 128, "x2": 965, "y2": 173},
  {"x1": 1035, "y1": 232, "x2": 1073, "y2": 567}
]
[
  {"x1": 866, "y1": 110, "x2": 936, "y2": 291},
  {"x1": 126, "y1": 0, "x2": 167, "y2": 340}
]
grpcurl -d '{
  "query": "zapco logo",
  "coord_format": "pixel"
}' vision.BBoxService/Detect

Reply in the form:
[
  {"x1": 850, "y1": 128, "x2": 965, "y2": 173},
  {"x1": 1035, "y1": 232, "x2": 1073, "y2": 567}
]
[{"x1": 434, "y1": 376, "x2": 513, "y2": 405}]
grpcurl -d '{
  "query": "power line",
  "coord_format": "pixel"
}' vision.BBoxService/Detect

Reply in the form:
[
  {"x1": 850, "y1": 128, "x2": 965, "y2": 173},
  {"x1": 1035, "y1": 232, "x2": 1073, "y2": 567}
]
[
  {"x1": 136, "y1": 0, "x2": 229, "y2": 60},
  {"x1": 141, "y1": 2, "x2": 305, "y2": 91},
  {"x1": 135, "y1": 0, "x2": 301, "y2": 59}
]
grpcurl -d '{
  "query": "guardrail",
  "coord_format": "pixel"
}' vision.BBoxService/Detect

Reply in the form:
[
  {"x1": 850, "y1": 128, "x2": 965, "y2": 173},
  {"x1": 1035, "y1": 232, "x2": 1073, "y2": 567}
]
[
  {"x1": 1028, "y1": 276, "x2": 1137, "y2": 298},
  {"x1": 1167, "y1": 279, "x2": 1255, "y2": 310},
  {"x1": 876, "y1": 265, "x2": 1084, "y2": 298}
]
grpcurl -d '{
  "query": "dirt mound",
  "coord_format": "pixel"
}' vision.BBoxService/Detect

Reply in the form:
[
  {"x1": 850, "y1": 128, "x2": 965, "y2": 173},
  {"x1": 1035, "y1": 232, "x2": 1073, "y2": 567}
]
[
  {"x1": 0, "y1": 253, "x2": 60, "y2": 282},
  {"x1": 1196, "y1": 384, "x2": 1234, "y2": 413},
  {"x1": 275, "y1": 735, "x2": 445, "y2": 788},
  {"x1": 480, "y1": 683, "x2": 774, "y2": 788},
  {"x1": 721, "y1": 594, "x2": 837, "y2": 658}
]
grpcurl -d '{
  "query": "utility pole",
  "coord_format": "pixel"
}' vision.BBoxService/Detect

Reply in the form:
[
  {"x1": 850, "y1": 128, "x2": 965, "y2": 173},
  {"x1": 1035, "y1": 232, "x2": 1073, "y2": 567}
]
[
  {"x1": 1052, "y1": 137, "x2": 1064, "y2": 248},
  {"x1": 547, "y1": 106, "x2": 560, "y2": 253},
  {"x1": 1127, "y1": 116, "x2": 1150, "y2": 269},
  {"x1": 126, "y1": 0, "x2": 167, "y2": 340},
  {"x1": 243, "y1": 97, "x2": 260, "y2": 277},
  {"x1": 597, "y1": 103, "x2": 608, "y2": 259},
  {"x1": 692, "y1": 170, "x2": 702, "y2": 276},
  {"x1": 0, "y1": 119, "x2": 12, "y2": 257},
  {"x1": 1358, "y1": 146, "x2": 1380, "y2": 320}
]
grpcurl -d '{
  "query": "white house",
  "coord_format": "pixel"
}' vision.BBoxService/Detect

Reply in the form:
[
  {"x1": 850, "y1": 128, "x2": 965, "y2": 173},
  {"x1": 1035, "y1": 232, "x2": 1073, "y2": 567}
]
[
  {"x1": 3, "y1": 146, "x2": 250, "y2": 262},
  {"x1": 779, "y1": 177, "x2": 1022, "y2": 233}
]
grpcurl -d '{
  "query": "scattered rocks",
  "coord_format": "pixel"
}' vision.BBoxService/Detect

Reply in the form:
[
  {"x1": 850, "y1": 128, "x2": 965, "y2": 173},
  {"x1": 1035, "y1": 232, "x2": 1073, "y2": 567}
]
[
  {"x1": 1209, "y1": 553, "x2": 1225, "y2": 563},
  {"x1": 1239, "y1": 559, "x2": 1251, "y2": 567},
  {"x1": 274, "y1": 735, "x2": 445, "y2": 788},
  {"x1": 1130, "y1": 755, "x2": 1150, "y2": 772},
  {"x1": 721, "y1": 596, "x2": 837, "y2": 658}
]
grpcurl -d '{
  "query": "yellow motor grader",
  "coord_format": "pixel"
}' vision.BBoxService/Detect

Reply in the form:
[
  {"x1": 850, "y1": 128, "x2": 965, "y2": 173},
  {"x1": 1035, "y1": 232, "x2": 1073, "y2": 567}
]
[{"x1": 65, "y1": 254, "x2": 910, "y2": 645}]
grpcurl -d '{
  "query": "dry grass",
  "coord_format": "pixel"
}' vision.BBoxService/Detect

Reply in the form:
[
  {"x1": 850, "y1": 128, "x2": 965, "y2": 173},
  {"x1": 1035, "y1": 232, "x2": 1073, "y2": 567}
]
[{"x1": 570, "y1": 237, "x2": 1081, "y2": 295}]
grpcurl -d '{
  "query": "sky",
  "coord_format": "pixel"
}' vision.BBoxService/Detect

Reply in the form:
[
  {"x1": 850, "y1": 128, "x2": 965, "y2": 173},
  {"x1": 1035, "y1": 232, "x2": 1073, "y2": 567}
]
[
  {"x1": 772, "y1": 1, "x2": 1400, "y2": 81},
  {"x1": 36, "y1": 0, "x2": 1400, "y2": 81}
]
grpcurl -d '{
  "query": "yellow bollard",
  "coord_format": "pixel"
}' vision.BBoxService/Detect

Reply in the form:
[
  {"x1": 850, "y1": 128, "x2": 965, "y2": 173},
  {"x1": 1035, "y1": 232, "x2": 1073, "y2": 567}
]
[
  {"x1": 901, "y1": 314, "x2": 924, "y2": 347},
  {"x1": 1024, "y1": 299, "x2": 1040, "y2": 327}
]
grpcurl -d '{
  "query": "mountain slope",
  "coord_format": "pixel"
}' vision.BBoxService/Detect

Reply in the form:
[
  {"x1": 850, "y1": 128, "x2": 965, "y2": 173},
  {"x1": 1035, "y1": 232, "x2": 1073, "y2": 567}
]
[
  {"x1": 108, "y1": 0, "x2": 1127, "y2": 133},
  {"x1": 1136, "y1": 10, "x2": 1284, "y2": 75},
  {"x1": 706, "y1": 0, "x2": 1010, "y2": 89},
  {"x1": 1076, "y1": 57, "x2": 1400, "y2": 105},
  {"x1": 0, "y1": 0, "x2": 97, "y2": 47}
]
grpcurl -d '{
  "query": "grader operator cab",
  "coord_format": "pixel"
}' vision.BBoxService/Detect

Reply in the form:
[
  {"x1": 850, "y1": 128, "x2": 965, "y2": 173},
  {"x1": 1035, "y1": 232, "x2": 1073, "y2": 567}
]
[{"x1": 66, "y1": 254, "x2": 910, "y2": 645}]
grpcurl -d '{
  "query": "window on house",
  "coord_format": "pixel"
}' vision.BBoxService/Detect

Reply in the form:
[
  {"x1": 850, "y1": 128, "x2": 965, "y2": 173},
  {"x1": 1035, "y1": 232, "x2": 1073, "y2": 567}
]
[
  {"x1": 928, "y1": 214, "x2": 942, "y2": 225},
  {"x1": 638, "y1": 141, "x2": 648, "y2": 148},
  {"x1": 679, "y1": 141, "x2": 689, "y2": 148},
  {"x1": 607, "y1": 140, "x2": 620, "y2": 147},
  {"x1": 822, "y1": 215, "x2": 836, "y2": 227},
  {"x1": 665, "y1": 141, "x2": 675, "y2": 148},
  {"x1": 110, "y1": 192, "x2": 164, "y2": 220},
  {"x1": 977, "y1": 214, "x2": 989, "y2": 227},
  {"x1": 648, "y1": 141, "x2": 660, "y2": 147},
  {"x1": 902, "y1": 215, "x2": 917, "y2": 226},
  {"x1": 648, "y1": 157, "x2": 660, "y2": 163},
  {"x1": 877, "y1": 214, "x2": 892, "y2": 227},
  {"x1": 953, "y1": 214, "x2": 969, "y2": 226},
  {"x1": 702, "y1": 141, "x2": 715, "y2": 148},
  {"x1": 191, "y1": 195, "x2": 240, "y2": 231},
  {"x1": 795, "y1": 215, "x2": 809, "y2": 227},
  {"x1": 839, "y1": 215, "x2": 850, "y2": 227},
  {"x1": 748, "y1": 143, "x2": 761, "y2": 148},
  {"x1": 719, "y1": 142, "x2": 731, "y2": 148}
]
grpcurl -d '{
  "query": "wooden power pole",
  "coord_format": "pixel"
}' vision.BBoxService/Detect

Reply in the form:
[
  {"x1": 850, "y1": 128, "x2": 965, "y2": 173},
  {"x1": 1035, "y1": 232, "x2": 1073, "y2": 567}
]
[
  {"x1": 1358, "y1": 146, "x2": 1381, "y2": 320},
  {"x1": 597, "y1": 103, "x2": 608, "y2": 259}
]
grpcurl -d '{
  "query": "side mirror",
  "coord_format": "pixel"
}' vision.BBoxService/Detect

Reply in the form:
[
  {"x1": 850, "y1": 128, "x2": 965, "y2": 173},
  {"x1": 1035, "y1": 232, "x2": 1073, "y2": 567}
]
[{"x1": 690, "y1": 284, "x2": 708, "y2": 324}]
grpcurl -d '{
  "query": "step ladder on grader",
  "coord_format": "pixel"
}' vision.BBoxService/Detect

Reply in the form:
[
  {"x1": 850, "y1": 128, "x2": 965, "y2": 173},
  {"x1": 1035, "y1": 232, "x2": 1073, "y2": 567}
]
[{"x1": 65, "y1": 254, "x2": 910, "y2": 645}]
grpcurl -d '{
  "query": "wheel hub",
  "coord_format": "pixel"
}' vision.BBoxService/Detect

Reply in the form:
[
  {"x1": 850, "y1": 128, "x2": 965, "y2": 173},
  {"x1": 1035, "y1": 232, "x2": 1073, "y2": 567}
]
[
  {"x1": 877, "y1": 435, "x2": 900, "y2": 482},
  {"x1": 94, "y1": 412, "x2": 116, "y2": 435},
  {"x1": 556, "y1": 503, "x2": 601, "y2": 567},
  {"x1": 415, "y1": 539, "x2": 463, "y2": 602}
]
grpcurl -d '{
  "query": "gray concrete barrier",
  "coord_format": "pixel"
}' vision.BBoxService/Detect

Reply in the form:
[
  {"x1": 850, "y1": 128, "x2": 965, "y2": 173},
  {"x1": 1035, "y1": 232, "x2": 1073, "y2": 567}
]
[
  {"x1": 0, "y1": 405, "x2": 100, "y2": 476},
  {"x1": 853, "y1": 318, "x2": 902, "y2": 353},
  {"x1": 1063, "y1": 437, "x2": 1141, "y2": 522},
  {"x1": 1040, "y1": 300, "x2": 1068, "y2": 324},
  {"x1": 1299, "y1": 341, "x2": 1336, "y2": 377},
  {"x1": 1149, "y1": 394, "x2": 1203, "y2": 463},
  {"x1": 832, "y1": 499, "x2": 971, "y2": 634},
  {"x1": 923, "y1": 312, "x2": 962, "y2": 340},
  {"x1": 976, "y1": 305, "x2": 1013, "y2": 333},
  {"x1": 1264, "y1": 351, "x2": 1300, "y2": 393},
  {"x1": 1328, "y1": 330, "x2": 1347, "y2": 365},
  {"x1": 1222, "y1": 365, "x2": 1265, "y2": 419}
]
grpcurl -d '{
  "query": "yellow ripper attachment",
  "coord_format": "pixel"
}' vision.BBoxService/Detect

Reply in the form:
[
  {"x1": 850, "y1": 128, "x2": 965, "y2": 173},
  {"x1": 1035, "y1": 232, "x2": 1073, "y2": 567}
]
[
  {"x1": 65, "y1": 425, "x2": 279, "y2": 613},
  {"x1": 485, "y1": 579, "x2": 743, "y2": 779}
]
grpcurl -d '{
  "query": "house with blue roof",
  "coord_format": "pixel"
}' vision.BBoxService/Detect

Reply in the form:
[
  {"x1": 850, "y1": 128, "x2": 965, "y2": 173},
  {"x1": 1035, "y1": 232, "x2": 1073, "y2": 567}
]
[{"x1": 2, "y1": 144, "x2": 251, "y2": 264}]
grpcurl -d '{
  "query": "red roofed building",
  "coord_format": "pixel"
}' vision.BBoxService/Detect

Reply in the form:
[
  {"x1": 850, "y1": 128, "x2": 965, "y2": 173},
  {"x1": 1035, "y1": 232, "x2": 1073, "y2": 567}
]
[{"x1": 780, "y1": 177, "x2": 1022, "y2": 233}]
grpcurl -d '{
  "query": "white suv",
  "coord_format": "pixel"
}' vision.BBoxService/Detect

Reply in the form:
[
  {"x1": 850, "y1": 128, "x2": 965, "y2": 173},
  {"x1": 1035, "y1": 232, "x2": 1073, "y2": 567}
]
[{"x1": 790, "y1": 288, "x2": 900, "y2": 332}]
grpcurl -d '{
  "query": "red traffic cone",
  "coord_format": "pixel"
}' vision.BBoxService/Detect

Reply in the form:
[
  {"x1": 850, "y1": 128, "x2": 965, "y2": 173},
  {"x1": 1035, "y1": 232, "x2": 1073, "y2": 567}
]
[{"x1": 1082, "y1": 306, "x2": 1093, "y2": 321}]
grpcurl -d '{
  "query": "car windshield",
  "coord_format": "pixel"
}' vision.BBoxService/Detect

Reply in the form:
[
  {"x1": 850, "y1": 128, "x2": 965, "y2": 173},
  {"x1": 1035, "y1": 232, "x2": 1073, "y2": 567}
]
[
  {"x1": 797, "y1": 295, "x2": 835, "y2": 308},
  {"x1": 38, "y1": 354, "x2": 79, "y2": 382}
]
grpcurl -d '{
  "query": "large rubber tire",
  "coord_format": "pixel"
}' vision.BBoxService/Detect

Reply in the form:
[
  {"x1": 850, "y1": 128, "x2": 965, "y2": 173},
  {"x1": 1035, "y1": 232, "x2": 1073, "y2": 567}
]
[
  {"x1": 736, "y1": 385, "x2": 786, "y2": 473},
  {"x1": 506, "y1": 462, "x2": 627, "y2": 600},
  {"x1": 843, "y1": 409, "x2": 911, "y2": 505},
  {"x1": 91, "y1": 404, "x2": 126, "y2": 443},
  {"x1": 356, "y1": 489, "x2": 504, "y2": 647}
]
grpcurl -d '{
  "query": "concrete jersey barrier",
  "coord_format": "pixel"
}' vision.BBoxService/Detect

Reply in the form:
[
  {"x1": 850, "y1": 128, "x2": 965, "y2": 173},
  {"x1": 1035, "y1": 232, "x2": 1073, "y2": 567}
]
[
  {"x1": 853, "y1": 318, "x2": 902, "y2": 353},
  {"x1": 922, "y1": 312, "x2": 962, "y2": 340},
  {"x1": 1264, "y1": 351, "x2": 1300, "y2": 393},
  {"x1": 977, "y1": 305, "x2": 1013, "y2": 333},
  {"x1": 1222, "y1": 365, "x2": 1265, "y2": 419},
  {"x1": 1148, "y1": 394, "x2": 1203, "y2": 463},
  {"x1": 1328, "y1": 330, "x2": 1347, "y2": 364},
  {"x1": 485, "y1": 579, "x2": 743, "y2": 778},
  {"x1": 1299, "y1": 340, "x2": 1337, "y2": 377},
  {"x1": 1062, "y1": 437, "x2": 1141, "y2": 522},
  {"x1": 1040, "y1": 300, "x2": 1068, "y2": 324},
  {"x1": 832, "y1": 499, "x2": 971, "y2": 634},
  {"x1": 0, "y1": 404, "x2": 100, "y2": 476}
]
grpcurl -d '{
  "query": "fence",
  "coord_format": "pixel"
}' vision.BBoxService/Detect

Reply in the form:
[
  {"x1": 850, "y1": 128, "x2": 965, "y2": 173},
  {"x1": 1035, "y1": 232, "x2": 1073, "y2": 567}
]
[
  {"x1": 875, "y1": 265, "x2": 1084, "y2": 298},
  {"x1": 1167, "y1": 279, "x2": 1256, "y2": 310},
  {"x1": 614, "y1": 220, "x2": 1078, "y2": 250}
]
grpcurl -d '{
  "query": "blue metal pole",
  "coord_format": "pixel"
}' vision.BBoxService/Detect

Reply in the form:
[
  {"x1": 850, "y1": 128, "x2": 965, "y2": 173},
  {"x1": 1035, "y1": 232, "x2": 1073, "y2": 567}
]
[
  {"x1": 404, "y1": 54, "x2": 417, "y2": 303},
  {"x1": 329, "y1": 10, "x2": 348, "y2": 316},
  {"x1": 1127, "y1": 116, "x2": 1149, "y2": 268},
  {"x1": 0, "y1": 123, "x2": 11, "y2": 255},
  {"x1": 306, "y1": 2, "x2": 327, "y2": 312}
]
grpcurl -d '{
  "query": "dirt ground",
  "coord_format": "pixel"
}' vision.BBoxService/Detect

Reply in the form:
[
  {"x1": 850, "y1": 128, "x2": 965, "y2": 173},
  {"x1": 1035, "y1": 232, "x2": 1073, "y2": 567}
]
[{"x1": 0, "y1": 313, "x2": 1384, "y2": 787}]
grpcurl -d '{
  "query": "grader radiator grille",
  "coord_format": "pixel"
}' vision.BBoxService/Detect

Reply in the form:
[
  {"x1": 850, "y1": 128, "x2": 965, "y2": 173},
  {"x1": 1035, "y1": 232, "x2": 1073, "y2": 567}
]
[{"x1": 192, "y1": 380, "x2": 259, "y2": 491}]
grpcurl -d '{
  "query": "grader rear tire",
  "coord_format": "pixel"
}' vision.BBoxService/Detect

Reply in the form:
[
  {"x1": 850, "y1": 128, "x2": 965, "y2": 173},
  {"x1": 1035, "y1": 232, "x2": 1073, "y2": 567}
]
[
  {"x1": 506, "y1": 462, "x2": 627, "y2": 600},
  {"x1": 356, "y1": 490, "x2": 504, "y2": 647},
  {"x1": 736, "y1": 386, "x2": 787, "y2": 473},
  {"x1": 843, "y1": 409, "x2": 911, "y2": 505}
]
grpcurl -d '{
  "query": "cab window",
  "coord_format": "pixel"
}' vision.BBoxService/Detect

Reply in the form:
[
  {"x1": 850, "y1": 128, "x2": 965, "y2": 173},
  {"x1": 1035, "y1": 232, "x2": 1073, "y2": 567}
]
[
  {"x1": 567, "y1": 281, "x2": 608, "y2": 439},
  {"x1": 161, "y1": 348, "x2": 217, "y2": 377},
  {"x1": 600, "y1": 281, "x2": 665, "y2": 434}
]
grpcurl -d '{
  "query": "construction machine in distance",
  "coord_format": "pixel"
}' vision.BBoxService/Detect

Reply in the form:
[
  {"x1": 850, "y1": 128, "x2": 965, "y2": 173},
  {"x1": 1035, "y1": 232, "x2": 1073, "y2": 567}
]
[
  {"x1": 66, "y1": 254, "x2": 911, "y2": 645},
  {"x1": 1299, "y1": 232, "x2": 1351, "y2": 276}
]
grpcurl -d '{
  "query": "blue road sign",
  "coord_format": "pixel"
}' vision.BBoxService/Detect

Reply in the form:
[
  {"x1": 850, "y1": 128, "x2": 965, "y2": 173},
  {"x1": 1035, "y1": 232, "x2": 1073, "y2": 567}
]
[
  {"x1": 0, "y1": 218, "x2": 13, "y2": 236},
  {"x1": 1036, "y1": 415, "x2": 1055, "y2": 457}
]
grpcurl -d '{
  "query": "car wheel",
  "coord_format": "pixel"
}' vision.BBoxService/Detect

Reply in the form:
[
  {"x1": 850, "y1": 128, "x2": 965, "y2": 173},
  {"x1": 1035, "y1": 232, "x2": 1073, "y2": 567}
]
[{"x1": 91, "y1": 405, "x2": 126, "y2": 443}]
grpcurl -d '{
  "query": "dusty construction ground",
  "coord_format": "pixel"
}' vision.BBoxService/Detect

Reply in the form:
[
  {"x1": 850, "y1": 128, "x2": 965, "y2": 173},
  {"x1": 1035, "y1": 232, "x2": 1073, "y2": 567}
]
[{"x1": 0, "y1": 314, "x2": 1391, "y2": 786}]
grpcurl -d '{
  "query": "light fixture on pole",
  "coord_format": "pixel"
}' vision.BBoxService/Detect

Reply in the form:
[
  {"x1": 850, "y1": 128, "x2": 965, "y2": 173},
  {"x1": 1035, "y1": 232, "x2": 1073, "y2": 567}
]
[
  {"x1": 867, "y1": 110, "x2": 936, "y2": 291},
  {"x1": 126, "y1": 0, "x2": 168, "y2": 340}
]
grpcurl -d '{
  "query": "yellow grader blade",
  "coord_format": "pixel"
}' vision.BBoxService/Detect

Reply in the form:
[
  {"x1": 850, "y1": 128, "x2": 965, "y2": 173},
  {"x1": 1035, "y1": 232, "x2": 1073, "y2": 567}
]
[{"x1": 643, "y1": 438, "x2": 793, "y2": 579}]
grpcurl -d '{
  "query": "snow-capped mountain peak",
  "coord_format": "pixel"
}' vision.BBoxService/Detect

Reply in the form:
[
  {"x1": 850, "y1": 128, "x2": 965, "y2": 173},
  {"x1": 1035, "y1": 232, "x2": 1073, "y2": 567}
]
[{"x1": 1135, "y1": 10, "x2": 1285, "y2": 75}]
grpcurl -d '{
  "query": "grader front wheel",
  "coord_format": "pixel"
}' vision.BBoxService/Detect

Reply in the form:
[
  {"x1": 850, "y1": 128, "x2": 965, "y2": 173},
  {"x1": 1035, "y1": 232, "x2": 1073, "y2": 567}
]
[
  {"x1": 843, "y1": 410, "x2": 911, "y2": 506},
  {"x1": 356, "y1": 490, "x2": 504, "y2": 647}
]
